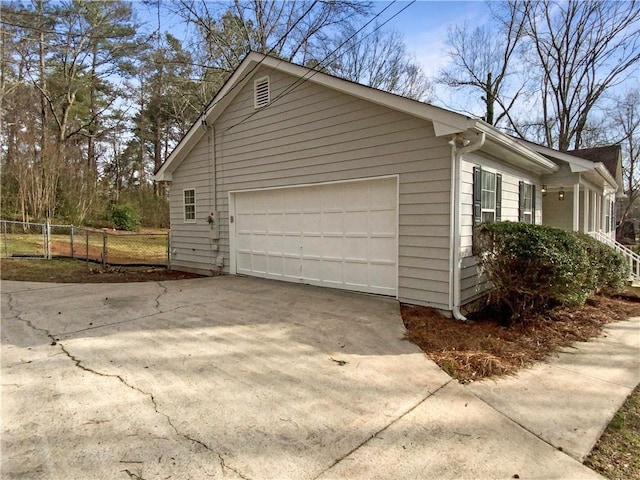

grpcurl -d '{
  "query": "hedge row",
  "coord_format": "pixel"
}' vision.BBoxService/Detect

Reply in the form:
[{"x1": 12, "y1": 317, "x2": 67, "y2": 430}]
[{"x1": 473, "y1": 222, "x2": 628, "y2": 322}]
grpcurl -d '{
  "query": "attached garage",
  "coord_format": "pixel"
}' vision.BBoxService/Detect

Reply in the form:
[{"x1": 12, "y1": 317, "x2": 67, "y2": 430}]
[{"x1": 229, "y1": 177, "x2": 398, "y2": 296}]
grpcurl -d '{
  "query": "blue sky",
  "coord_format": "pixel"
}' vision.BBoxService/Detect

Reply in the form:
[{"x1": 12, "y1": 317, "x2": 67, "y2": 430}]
[
  {"x1": 381, "y1": 1, "x2": 490, "y2": 76},
  {"x1": 135, "y1": 0, "x2": 491, "y2": 108}
]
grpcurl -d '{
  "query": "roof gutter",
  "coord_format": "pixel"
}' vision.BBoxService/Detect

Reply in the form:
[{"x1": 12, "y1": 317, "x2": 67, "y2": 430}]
[
  {"x1": 475, "y1": 123, "x2": 559, "y2": 173},
  {"x1": 450, "y1": 132, "x2": 485, "y2": 321}
]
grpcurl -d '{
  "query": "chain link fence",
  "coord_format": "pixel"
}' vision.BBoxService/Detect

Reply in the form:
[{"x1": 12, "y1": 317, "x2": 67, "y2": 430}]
[{"x1": 1, "y1": 220, "x2": 169, "y2": 267}]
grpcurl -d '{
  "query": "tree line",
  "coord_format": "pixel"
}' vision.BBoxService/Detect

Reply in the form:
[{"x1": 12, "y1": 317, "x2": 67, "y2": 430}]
[{"x1": 1, "y1": 0, "x2": 638, "y2": 229}]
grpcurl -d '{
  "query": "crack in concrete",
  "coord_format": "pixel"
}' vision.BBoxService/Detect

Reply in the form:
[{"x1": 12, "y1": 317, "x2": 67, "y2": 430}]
[
  {"x1": 312, "y1": 380, "x2": 453, "y2": 480},
  {"x1": 7, "y1": 293, "x2": 53, "y2": 339},
  {"x1": 153, "y1": 281, "x2": 168, "y2": 310},
  {"x1": 8, "y1": 284, "x2": 254, "y2": 480},
  {"x1": 218, "y1": 453, "x2": 252, "y2": 480}
]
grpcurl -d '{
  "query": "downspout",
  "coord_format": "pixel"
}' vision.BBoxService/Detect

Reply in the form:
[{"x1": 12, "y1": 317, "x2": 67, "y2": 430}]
[{"x1": 450, "y1": 132, "x2": 485, "y2": 321}]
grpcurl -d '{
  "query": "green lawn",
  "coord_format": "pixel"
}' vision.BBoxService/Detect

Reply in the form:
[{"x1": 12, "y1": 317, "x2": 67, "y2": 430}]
[{"x1": 1, "y1": 230, "x2": 168, "y2": 265}]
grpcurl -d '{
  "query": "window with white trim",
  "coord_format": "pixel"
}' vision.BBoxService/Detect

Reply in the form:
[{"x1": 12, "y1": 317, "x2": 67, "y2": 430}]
[
  {"x1": 183, "y1": 189, "x2": 196, "y2": 222},
  {"x1": 254, "y1": 76, "x2": 270, "y2": 109},
  {"x1": 519, "y1": 182, "x2": 535, "y2": 224},
  {"x1": 473, "y1": 166, "x2": 502, "y2": 225}
]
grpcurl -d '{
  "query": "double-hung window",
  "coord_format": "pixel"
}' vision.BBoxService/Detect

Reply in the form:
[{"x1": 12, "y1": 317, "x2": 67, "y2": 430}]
[
  {"x1": 184, "y1": 189, "x2": 196, "y2": 222},
  {"x1": 519, "y1": 182, "x2": 536, "y2": 224},
  {"x1": 473, "y1": 166, "x2": 502, "y2": 226}
]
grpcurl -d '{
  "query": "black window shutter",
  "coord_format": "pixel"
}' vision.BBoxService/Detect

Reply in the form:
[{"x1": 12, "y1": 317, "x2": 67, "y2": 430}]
[
  {"x1": 473, "y1": 166, "x2": 482, "y2": 226},
  {"x1": 496, "y1": 174, "x2": 502, "y2": 221},
  {"x1": 518, "y1": 181, "x2": 524, "y2": 222},
  {"x1": 532, "y1": 184, "x2": 536, "y2": 224}
]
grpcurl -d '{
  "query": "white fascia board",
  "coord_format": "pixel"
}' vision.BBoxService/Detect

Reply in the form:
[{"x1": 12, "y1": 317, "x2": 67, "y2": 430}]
[
  {"x1": 474, "y1": 123, "x2": 559, "y2": 173},
  {"x1": 516, "y1": 139, "x2": 618, "y2": 191},
  {"x1": 594, "y1": 163, "x2": 618, "y2": 192}
]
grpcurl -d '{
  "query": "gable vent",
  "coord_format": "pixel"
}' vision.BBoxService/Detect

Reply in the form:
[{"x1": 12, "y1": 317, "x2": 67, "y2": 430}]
[{"x1": 254, "y1": 76, "x2": 270, "y2": 109}]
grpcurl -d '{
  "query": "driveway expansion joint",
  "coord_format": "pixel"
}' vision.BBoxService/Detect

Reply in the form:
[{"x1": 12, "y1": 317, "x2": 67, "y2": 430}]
[
  {"x1": 466, "y1": 388, "x2": 568, "y2": 457},
  {"x1": 312, "y1": 379, "x2": 453, "y2": 479}
]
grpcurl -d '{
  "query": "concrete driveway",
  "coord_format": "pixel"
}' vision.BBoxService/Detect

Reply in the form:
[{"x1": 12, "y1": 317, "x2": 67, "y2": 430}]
[{"x1": 2, "y1": 276, "x2": 606, "y2": 479}]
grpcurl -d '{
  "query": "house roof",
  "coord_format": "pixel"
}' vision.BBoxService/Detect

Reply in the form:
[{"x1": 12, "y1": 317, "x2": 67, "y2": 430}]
[
  {"x1": 567, "y1": 145, "x2": 622, "y2": 186},
  {"x1": 155, "y1": 52, "x2": 558, "y2": 181},
  {"x1": 515, "y1": 138, "x2": 620, "y2": 193}
]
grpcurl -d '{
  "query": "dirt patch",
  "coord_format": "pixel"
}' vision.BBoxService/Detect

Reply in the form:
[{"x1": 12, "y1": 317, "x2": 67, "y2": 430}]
[
  {"x1": 1, "y1": 258, "x2": 202, "y2": 283},
  {"x1": 401, "y1": 295, "x2": 640, "y2": 384}
]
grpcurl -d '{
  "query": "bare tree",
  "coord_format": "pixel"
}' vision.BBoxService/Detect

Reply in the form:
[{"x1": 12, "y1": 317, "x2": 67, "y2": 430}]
[
  {"x1": 329, "y1": 26, "x2": 433, "y2": 101},
  {"x1": 176, "y1": 0, "x2": 371, "y2": 71},
  {"x1": 610, "y1": 90, "x2": 640, "y2": 225},
  {"x1": 438, "y1": 1, "x2": 527, "y2": 126},
  {"x1": 522, "y1": 0, "x2": 640, "y2": 151}
]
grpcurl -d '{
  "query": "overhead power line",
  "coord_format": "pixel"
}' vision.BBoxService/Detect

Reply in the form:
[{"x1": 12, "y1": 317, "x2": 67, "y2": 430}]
[{"x1": 224, "y1": 0, "x2": 416, "y2": 133}]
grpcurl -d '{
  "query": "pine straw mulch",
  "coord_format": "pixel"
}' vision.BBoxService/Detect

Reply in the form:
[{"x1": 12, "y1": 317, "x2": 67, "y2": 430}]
[{"x1": 401, "y1": 295, "x2": 640, "y2": 384}]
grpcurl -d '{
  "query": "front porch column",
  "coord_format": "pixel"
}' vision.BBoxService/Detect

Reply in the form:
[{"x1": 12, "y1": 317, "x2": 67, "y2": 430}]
[
  {"x1": 573, "y1": 183, "x2": 580, "y2": 231},
  {"x1": 596, "y1": 194, "x2": 602, "y2": 230},
  {"x1": 583, "y1": 188, "x2": 590, "y2": 233},
  {"x1": 590, "y1": 190, "x2": 597, "y2": 232},
  {"x1": 601, "y1": 195, "x2": 608, "y2": 233}
]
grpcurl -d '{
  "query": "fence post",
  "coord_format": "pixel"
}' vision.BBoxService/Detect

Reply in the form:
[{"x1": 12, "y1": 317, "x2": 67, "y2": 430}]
[
  {"x1": 102, "y1": 231, "x2": 107, "y2": 267},
  {"x1": 86, "y1": 230, "x2": 89, "y2": 264},
  {"x1": 45, "y1": 221, "x2": 51, "y2": 259},
  {"x1": 70, "y1": 225, "x2": 74, "y2": 259},
  {"x1": 2, "y1": 221, "x2": 7, "y2": 258}
]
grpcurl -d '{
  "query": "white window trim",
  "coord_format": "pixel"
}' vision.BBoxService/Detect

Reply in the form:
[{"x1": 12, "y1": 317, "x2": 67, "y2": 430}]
[
  {"x1": 480, "y1": 169, "x2": 497, "y2": 223},
  {"x1": 183, "y1": 188, "x2": 196, "y2": 223},
  {"x1": 522, "y1": 182, "x2": 534, "y2": 224},
  {"x1": 254, "y1": 75, "x2": 270, "y2": 109}
]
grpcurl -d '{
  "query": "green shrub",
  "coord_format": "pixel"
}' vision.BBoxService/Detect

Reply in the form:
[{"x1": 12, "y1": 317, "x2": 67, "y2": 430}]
[
  {"x1": 473, "y1": 222, "x2": 628, "y2": 323},
  {"x1": 110, "y1": 203, "x2": 141, "y2": 231},
  {"x1": 574, "y1": 233, "x2": 629, "y2": 295}
]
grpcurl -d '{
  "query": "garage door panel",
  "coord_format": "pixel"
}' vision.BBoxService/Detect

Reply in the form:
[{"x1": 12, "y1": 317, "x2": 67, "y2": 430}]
[
  {"x1": 371, "y1": 185, "x2": 397, "y2": 209},
  {"x1": 282, "y1": 236, "x2": 301, "y2": 255},
  {"x1": 322, "y1": 236, "x2": 343, "y2": 258},
  {"x1": 322, "y1": 211, "x2": 343, "y2": 233},
  {"x1": 344, "y1": 211, "x2": 368, "y2": 234},
  {"x1": 267, "y1": 213, "x2": 284, "y2": 232},
  {"x1": 266, "y1": 256, "x2": 284, "y2": 277},
  {"x1": 321, "y1": 184, "x2": 344, "y2": 209},
  {"x1": 265, "y1": 234, "x2": 283, "y2": 254},
  {"x1": 345, "y1": 262, "x2": 368, "y2": 287},
  {"x1": 370, "y1": 264, "x2": 396, "y2": 288},
  {"x1": 232, "y1": 177, "x2": 397, "y2": 296},
  {"x1": 284, "y1": 257, "x2": 301, "y2": 278},
  {"x1": 345, "y1": 182, "x2": 369, "y2": 209},
  {"x1": 302, "y1": 213, "x2": 321, "y2": 233},
  {"x1": 302, "y1": 257, "x2": 321, "y2": 281},
  {"x1": 237, "y1": 233, "x2": 252, "y2": 250},
  {"x1": 283, "y1": 213, "x2": 302, "y2": 233},
  {"x1": 370, "y1": 237, "x2": 397, "y2": 262},
  {"x1": 322, "y1": 260, "x2": 343, "y2": 284},
  {"x1": 371, "y1": 210, "x2": 397, "y2": 234},
  {"x1": 237, "y1": 251, "x2": 253, "y2": 272},
  {"x1": 344, "y1": 237, "x2": 368, "y2": 260}
]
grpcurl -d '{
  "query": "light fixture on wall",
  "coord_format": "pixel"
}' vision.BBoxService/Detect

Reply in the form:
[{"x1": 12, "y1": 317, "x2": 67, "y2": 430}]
[
  {"x1": 558, "y1": 188, "x2": 565, "y2": 201},
  {"x1": 541, "y1": 184, "x2": 547, "y2": 196}
]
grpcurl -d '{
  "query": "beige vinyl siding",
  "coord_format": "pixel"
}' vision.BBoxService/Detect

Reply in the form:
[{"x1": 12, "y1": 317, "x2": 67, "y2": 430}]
[
  {"x1": 459, "y1": 151, "x2": 543, "y2": 305},
  {"x1": 168, "y1": 67, "x2": 453, "y2": 309},
  {"x1": 168, "y1": 131, "x2": 218, "y2": 274}
]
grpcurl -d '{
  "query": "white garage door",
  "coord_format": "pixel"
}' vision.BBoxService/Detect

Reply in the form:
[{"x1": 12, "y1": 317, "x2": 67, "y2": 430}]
[{"x1": 231, "y1": 177, "x2": 398, "y2": 296}]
